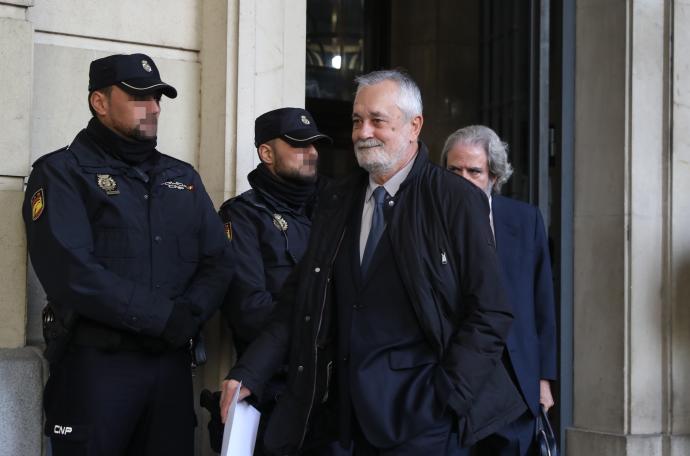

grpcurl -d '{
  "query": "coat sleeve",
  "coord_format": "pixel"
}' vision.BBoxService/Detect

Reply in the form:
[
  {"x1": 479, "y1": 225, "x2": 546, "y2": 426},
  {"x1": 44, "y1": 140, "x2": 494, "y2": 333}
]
[
  {"x1": 219, "y1": 201, "x2": 275, "y2": 346},
  {"x1": 176, "y1": 172, "x2": 235, "y2": 323},
  {"x1": 532, "y1": 207, "x2": 557, "y2": 380},
  {"x1": 226, "y1": 260, "x2": 298, "y2": 400},
  {"x1": 23, "y1": 158, "x2": 176, "y2": 336},
  {"x1": 433, "y1": 188, "x2": 514, "y2": 416}
]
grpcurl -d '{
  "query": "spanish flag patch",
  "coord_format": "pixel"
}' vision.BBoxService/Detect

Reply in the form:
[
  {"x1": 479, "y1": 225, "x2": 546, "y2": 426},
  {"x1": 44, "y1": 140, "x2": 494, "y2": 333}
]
[{"x1": 31, "y1": 188, "x2": 45, "y2": 221}]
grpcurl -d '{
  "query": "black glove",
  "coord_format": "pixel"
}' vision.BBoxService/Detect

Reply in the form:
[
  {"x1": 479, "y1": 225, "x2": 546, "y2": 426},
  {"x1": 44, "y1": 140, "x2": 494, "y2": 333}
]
[{"x1": 161, "y1": 298, "x2": 202, "y2": 348}]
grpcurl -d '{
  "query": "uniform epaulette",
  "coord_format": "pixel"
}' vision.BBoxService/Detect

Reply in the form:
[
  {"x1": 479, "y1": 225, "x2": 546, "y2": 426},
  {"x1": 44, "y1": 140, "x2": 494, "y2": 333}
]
[
  {"x1": 220, "y1": 190, "x2": 278, "y2": 220},
  {"x1": 159, "y1": 153, "x2": 194, "y2": 169},
  {"x1": 220, "y1": 189, "x2": 255, "y2": 209},
  {"x1": 31, "y1": 146, "x2": 70, "y2": 167},
  {"x1": 238, "y1": 190, "x2": 276, "y2": 213}
]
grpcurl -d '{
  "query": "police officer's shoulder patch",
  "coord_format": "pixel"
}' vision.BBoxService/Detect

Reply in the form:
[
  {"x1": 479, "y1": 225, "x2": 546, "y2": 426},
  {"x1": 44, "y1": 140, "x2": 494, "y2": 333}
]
[
  {"x1": 31, "y1": 188, "x2": 45, "y2": 221},
  {"x1": 224, "y1": 222, "x2": 233, "y2": 241}
]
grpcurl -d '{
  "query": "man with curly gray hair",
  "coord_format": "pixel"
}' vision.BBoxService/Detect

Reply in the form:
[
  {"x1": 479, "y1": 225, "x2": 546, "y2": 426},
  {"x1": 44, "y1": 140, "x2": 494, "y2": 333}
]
[
  {"x1": 441, "y1": 125, "x2": 513, "y2": 195},
  {"x1": 443, "y1": 125, "x2": 558, "y2": 456}
]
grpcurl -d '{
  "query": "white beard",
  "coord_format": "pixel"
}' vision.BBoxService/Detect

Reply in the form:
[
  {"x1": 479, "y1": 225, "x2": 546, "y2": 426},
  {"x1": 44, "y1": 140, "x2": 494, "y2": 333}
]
[{"x1": 354, "y1": 139, "x2": 402, "y2": 177}]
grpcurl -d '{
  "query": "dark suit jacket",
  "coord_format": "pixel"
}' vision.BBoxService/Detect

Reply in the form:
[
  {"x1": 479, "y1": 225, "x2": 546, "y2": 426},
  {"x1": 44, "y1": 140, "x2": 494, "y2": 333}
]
[
  {"x1": 332, "y1": 190, "x2": 447, "y2": 448},
  {"x1": 492, "y1": 195, "x2": 557, "y2": 415}
]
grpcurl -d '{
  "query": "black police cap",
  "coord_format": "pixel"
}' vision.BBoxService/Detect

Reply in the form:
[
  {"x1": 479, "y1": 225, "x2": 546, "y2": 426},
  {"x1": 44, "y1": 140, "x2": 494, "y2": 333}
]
[
  {"x1": 255, "y1": 107, "x2": 332, "y2": 148},
  {"x1": 89, "y1": 53, "x2": 177, "y2": 99}
]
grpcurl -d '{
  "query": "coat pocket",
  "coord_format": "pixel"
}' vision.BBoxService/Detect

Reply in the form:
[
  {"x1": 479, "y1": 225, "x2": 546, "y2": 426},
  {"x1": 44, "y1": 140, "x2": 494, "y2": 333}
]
[
  {"x1": 93, "y1": 228, "x2": 140, "y2": 258},
  {"x1": 389, "y1": 345, "x2": 437, "y2": 370},
  {"x1": 463, "y1": 360, "x2": 527, "y2": 446}
]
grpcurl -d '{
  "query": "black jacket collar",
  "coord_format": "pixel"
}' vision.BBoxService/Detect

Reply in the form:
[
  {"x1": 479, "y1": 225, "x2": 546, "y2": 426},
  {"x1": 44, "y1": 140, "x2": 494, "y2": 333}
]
[
  {"x1": 398, "y1": 141, "x2": 430, "y2": 190},
  {"x1": 69, "y1": 129, "x2": 184, "y2": 177}
]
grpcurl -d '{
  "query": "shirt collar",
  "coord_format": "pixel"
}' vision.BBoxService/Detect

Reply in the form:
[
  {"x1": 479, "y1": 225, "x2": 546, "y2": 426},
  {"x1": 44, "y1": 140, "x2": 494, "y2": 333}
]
[{"x1": 365, "y1": 152, "x2": 418, "y2": 202}]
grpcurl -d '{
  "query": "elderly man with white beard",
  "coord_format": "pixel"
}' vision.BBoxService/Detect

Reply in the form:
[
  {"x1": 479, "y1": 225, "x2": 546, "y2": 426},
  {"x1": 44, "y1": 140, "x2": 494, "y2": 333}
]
[{"x1": 221, "y1": 69, "x2": 525, "y2": 456}]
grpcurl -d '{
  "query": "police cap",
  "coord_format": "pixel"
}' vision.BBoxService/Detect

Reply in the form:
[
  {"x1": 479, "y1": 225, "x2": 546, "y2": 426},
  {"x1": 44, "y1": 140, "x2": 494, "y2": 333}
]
[
  {"x1": 89, "y1": 53, "x2": 177, "y2": 99},
  {"x1": 255, "y1": 107, "x2": 332, "y2": 148}
]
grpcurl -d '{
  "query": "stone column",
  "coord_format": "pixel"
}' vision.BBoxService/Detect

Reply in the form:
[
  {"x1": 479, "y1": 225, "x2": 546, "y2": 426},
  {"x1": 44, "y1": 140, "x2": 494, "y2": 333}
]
[
  {"x1": 0, "y1": 1, "x2": 31, "y2": 349},
  {"x1": 234, "y1": 0, "x2": 306, "y2": 194},
  {"x1": 0, "y1": 2, "x2": 45, "y2": 455},
  {"x1": 195, "y1": 2, "x2": 306, "y2": 454},
  {"x1": 671, "y1": 1, "x2": 690, "y2": 454},
  {"x1": 569, "y1": 0, "x2": 687, "y2": 454},
  {"x1": 194, "y1": 3, "x2": 238, "y2": 454}
]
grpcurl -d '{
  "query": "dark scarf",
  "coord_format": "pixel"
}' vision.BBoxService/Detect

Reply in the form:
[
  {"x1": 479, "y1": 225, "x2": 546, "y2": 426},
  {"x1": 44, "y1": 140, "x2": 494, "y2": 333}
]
[
  {"x1": 248, "y1": 163, "x2": 317, "y2": 211},
  {"x1": 85, "y1": 117, "x2": 159, "y2": 165}
]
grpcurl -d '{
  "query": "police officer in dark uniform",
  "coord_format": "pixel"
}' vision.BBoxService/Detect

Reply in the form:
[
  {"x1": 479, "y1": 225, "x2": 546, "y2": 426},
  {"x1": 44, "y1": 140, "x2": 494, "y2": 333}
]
[
  {"x1": 218, "y1": 107, "x2": 331, "y2": 455},
  {"x1": 22, "y1": 53, "x2": 234, "y2": 456}
]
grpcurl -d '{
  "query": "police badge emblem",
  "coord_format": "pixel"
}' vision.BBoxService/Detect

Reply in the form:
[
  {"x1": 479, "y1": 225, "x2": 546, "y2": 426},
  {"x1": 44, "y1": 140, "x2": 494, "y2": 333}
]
[
  {"x1": 300, "y1": 115, "x2": 311, "y2": 125},
  {"x1": 272, "y1": 214, "x2": 288, "y2": 232},
  {"x1": 142, "y1": 60, "x2": 152, "y2": 72},
  {"x1": 97, "y1": 174, "x2": 120, "y2": 195},
  {"x1": 31, "y1": 188, "x2": 45, "y2": 221}
]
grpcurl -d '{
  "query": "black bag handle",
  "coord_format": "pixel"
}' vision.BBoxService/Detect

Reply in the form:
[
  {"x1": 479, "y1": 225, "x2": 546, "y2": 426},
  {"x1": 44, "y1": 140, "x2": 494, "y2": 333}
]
[{"x1": 535, "y1": 405, "x2": 558, "y2": 456}]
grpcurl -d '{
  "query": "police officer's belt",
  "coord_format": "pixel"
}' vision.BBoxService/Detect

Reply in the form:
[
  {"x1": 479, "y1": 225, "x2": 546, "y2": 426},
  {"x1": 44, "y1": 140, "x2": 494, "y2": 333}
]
[{"x1": 72, "y1": 319, "x2": 168, "y2": 353}]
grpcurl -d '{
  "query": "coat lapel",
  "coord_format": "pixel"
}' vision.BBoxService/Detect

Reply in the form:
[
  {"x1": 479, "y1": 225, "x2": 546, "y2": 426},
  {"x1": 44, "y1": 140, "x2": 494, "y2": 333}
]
[{"x1": 492, "y1": 196, "x2": 519, "y2": 263}]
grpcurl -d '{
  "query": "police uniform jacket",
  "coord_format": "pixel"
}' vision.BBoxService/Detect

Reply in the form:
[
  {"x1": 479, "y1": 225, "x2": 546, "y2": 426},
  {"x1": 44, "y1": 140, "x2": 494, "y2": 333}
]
[
  {"x1": 218, "y1": 183, "x2": 312, "y2": 354},
  {"x1": 229, "y1": 143, "x2": 526, "y2": 454},
  {"x1": 23, "y1": 128, "x2": 233, "y2": 342}
]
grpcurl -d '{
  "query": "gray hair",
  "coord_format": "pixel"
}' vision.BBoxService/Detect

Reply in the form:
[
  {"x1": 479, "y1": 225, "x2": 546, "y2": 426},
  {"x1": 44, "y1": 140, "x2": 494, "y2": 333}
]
[
  {"x1": 441, "y1": 125, "x2": 514, "y2": 193},
  {"x1": 354, "y1": 69, "x2": 423, "y2": 120}
]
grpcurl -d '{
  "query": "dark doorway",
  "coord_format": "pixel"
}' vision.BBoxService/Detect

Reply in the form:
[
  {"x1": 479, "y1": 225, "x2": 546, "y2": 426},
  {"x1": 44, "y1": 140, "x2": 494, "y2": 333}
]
[
  {"x1": 306, "y1": 0, "x2": 391, "y2": 178},
  {"x1": 305, "y1": 0, "x2": 571, "y2": 451}
]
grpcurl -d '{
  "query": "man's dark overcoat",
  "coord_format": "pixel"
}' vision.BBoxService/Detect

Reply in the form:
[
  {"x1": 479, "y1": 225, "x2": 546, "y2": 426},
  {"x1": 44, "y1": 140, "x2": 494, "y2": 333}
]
[{"x1": 230, "y1": 144, "x2": 526, "y2": 454}]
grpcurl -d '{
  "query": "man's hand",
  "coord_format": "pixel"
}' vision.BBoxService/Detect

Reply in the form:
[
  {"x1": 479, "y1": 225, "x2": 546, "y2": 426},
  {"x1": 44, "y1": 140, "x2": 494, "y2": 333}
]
[
  {"x1": 161, "y1": 298, "x2": 202, "y2": 348},
  {"x1": 220, "y1": 379, "x2": 252, "y2": 423},
  {"x1": 539, "y1": 379, "x2": 555, "y2": 411}
]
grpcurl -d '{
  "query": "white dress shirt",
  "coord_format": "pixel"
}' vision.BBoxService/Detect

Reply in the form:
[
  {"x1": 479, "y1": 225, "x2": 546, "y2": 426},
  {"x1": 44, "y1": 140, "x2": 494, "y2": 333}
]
[{"x1": 489, "y1": 194, "x2": 495, "y2": 238}]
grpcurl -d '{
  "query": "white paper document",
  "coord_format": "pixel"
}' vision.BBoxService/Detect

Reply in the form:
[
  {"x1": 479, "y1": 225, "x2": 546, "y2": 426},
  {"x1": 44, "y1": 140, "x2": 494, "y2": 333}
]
[{"x1": 220, "y1": 382, "x2": 261, "y2": 456}]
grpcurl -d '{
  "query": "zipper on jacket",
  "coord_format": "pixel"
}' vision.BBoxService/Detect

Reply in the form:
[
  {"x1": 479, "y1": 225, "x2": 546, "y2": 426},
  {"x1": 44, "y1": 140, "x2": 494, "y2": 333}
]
[
  {"x1": 145, "y1": 175, "x2": 154, "y2": 290},
  {"x1": 298, "y1": 227, "x2": 347, "y2": 450}
]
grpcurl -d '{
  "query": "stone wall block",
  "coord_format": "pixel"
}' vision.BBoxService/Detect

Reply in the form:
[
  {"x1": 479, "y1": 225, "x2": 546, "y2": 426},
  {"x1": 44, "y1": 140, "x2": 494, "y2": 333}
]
[
  {"x1": 0, "y1": 348, "x2": 45, "y2": 455},
  {"x1": 573, "y1": 214, "x2": 626, "y2": 432},
  {"x1": 28, "y1": 0, "x2": 200, "y2": 51},
  {"x1": 672, "y1": 0, "x2": 690, "y2": 436},
  {"x1": 0, "y1": 17, "x2": 32, "y2": 177},
  {"x1": 0, "y1": 191, "x2": 27, "y2": 348}
]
